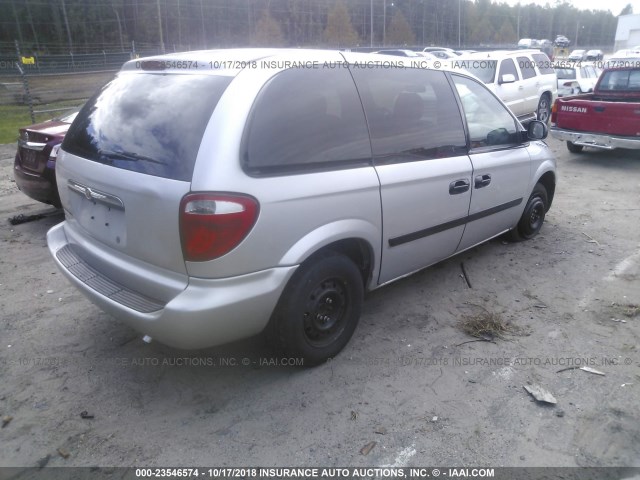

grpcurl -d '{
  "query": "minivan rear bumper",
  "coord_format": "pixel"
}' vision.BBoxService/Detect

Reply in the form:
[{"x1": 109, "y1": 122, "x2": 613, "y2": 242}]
[{"x1": 48, "y1": 222, "x2": 297, "y2": 349}]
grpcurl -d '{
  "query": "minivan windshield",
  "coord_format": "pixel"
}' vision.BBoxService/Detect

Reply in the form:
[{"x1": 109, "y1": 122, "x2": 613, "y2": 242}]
[{"x1": 63, "y1": 73, "x2": 231, "y2": 181}]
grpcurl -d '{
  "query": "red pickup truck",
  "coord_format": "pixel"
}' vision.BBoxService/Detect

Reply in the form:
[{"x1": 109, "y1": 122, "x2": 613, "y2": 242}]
[{"x1": 550, "y1": 66, "x2": 640, "y2": 152}]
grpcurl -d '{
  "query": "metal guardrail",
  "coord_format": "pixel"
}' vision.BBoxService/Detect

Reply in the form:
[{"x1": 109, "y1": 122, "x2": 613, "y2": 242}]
[{"x1": 0, "y1": 50, "x2": 165, "y2": 77}]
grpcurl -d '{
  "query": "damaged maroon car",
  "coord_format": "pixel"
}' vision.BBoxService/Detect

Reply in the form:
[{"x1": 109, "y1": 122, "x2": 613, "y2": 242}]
[{"x1": 14, "y1": 110, "x2": 78, "y2": 207}]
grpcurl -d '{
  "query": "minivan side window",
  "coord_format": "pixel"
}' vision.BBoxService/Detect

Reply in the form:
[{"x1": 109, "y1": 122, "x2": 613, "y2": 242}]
[
  {"x1": 498, "y1": 59, "x2": 519, "y2": 82},
  {"x1": 350, "y1": 68, "x2": 467, "y2": 163},
  {"x1": 517, "y1": 56, "x2": 536, "y2": 79},
  {"x1": 243, "y1": 67, "x2": 371, "y2": 175},
  {"x1": 452, "y1": 74, "x2": 520, "y2": 149}
]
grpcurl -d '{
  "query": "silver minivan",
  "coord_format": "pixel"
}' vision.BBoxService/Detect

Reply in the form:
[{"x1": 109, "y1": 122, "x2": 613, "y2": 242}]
[{"x1": 47, "y1": 49, "x2": 556, "y2": 365}]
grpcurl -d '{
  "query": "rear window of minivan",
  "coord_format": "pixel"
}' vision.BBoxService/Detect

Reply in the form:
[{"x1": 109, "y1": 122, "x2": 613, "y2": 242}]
[{"x1": 63, "y1": 73, "x2": 231, "y2": 181}]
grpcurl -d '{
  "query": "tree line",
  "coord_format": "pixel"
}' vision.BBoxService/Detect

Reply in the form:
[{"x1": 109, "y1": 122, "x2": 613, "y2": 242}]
[{"x1": 1, "y1": 0, "x2": 632, "y2": 54}]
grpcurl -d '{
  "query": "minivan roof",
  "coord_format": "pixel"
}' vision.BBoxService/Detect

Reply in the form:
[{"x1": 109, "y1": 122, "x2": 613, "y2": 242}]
[{"x1": 120, "y1": 48, "x2": 460, "y2": 76}]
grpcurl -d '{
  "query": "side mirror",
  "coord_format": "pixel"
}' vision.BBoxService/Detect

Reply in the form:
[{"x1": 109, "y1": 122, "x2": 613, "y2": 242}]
[
  {"x1": 499, "y1": 73, "x2": 516, "y2": 84},
  {"x1": 527, "y1": 120, "x2": 548, "y2": 140}
]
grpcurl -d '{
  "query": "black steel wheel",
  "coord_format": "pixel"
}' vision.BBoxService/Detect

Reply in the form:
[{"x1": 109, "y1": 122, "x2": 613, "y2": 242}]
[
  {"x1": 268, "y1": 251, "x2": 363, "y2": 366},
  {"x1": 507, "y1": 183, "x2": 549, "y2": 241}
]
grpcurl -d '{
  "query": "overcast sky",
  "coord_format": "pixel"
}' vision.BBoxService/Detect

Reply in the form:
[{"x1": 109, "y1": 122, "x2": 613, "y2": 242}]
[{"x1": 495, "y1": 0, "x2": 633, "y2": 15}]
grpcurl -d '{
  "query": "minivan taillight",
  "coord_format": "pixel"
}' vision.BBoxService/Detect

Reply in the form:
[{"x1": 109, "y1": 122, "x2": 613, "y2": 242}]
[{"x1": 179, "y1": 193, "x2": 259, "y2": 262}]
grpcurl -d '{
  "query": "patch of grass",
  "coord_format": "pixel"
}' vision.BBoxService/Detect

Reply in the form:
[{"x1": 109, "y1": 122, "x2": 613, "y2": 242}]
[
  {"x1": 0, "y1": 100, "x2": 82, "y2": 144},
  {"x1": 611, "y1": 303, "x2": 639, "y2": 318},
  {"x1": 459, "y1": 307, "x2": 514, "y2": 341}
]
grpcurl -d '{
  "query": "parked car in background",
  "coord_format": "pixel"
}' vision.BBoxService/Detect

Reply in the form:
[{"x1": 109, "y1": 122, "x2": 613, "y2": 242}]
[
  {"x1": 585, "y1": 49, "x2": 603, "y2": 61},
  {"x1": 373, "y1": 49, "x2": 424, "y2": 58},
  {"x1": 429, "y1": 50, "x2": 458, "y2": 59},
  {"x1": 554, "y1": 63, "x2": 600, "y2": 96},
  {"x1": 568, "y1": 49, "x2": 587, "y2": 61},
  {"x1": 555, "y1": 35, "x2": 570, "y2": 47},
  {"x1": 551, "y1": 66, "x2": 640, "y2": 152},
  {"x1": 47, "y1": 49, "x2": 555, "y2": 366},
  {"x1": 517, "y1": 38, "x2": 535, "y2": 49},
  {"x1": 607, "y1": 49, "x2": 640, "y2": 68},
  {"x1": 453, "y1": 50, "x2": 557, "y2": 124},
  {"x1": 538, "y1": 39, "x2": 555, "y2": 60},
  {"x1": 422, "y1": 47, "x2": 459, "y2": 55},
  {"x1": 13, "y1": 110, "x2": 78, "y2": 207}
]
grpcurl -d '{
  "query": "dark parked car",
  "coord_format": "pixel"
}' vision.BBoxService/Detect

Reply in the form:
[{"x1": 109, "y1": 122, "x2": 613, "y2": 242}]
[
  {"x1": 555, "y1": 35, "x2": 570, "y2": 47},
  {"x1": 585, "y1": 49, "x2": 603, "y2": 61},
  {"x1": 14, "y1": 111, "x2": 77, "y2": 207}
]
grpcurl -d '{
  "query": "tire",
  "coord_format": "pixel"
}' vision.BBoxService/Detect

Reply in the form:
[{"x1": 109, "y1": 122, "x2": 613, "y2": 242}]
[
  {"x1": 507, "y1": 183, "x2": 548, "y2": 242},
  {"x1": 536, "y1": 94, "x2": 551, "y2": 124},
  {"x1": 566, "y1": 141, "x2": 584, "y2": 153},
  {"x1": 268, "y1": 252, "x2": 364, "y2": 366}
]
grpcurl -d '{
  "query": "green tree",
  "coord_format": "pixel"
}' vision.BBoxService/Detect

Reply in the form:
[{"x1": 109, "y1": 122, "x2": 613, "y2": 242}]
[
  {"x1": 386, "y1": 10, "x2": 415, "y2": 46},
  {"x1": 323, "y1": 0, "x2": 360, "y2": 47},
  {"x1": 619, "y1": 4, "x2": 633, "y2": 16},
  {"x1": 495, "y1": 18, "x2": 517, "y2": 45},
  {"x1": 253, "y1": 9, "x2": 285, "y2": 46},
  {"x1": 469, "y1": 14, "x2": 493, "y2": 45}
]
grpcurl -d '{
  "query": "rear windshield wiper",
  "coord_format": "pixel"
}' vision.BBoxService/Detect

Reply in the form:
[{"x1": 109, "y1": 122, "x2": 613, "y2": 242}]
[{"x1": 98, "y1": 149, "x2": 166, "y2": 165}]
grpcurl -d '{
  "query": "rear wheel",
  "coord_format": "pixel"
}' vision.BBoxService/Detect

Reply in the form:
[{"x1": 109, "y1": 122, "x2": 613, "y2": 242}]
[
  {"x1": 268, "y1": 252, "x2": 364, "y2": 366},
  {"x1": 566, "y1": 141, "x2": 584, "y2": 153},
  {"x1": 536, "y1": 94, "x2": 551, "y2": 124},
  {"x1": 507, "y1": 183, "x2": 548, "y2": 242}
]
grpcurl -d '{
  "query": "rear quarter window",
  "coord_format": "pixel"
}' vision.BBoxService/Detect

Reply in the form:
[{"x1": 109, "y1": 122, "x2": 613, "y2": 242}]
[
  {"x1": 242, "y1": 67, "x2": 372, "y2": 175},
  {"x1": 63, "y1": 73, "x2": 231, "y2": 182}
]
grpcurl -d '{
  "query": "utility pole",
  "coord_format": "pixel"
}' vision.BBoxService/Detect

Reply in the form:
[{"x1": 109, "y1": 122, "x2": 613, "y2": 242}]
[
  {"x1": 458, "y1": 0, "x2": 461, "y2": 47},
  {"x1": 370, "y1": 0, "x2": 373, "y2": 47},
  {"x1": 60, "y1": 0, "x2": 73, "y2": 53},
  {"x1": 383, "y1": 0, "x2": 386, "y2": 47},
  {"x1": 157, "y1": 0, "x2": 165, "y2": 53}
]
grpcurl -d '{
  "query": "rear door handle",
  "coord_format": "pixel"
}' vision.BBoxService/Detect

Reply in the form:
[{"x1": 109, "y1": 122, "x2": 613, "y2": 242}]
[
  {"x1": 475, "y1": 174, "x2": 492, "y2": 189},
  {"x1": 449, "y1": 179, "x2": 470, "y2": 195}
]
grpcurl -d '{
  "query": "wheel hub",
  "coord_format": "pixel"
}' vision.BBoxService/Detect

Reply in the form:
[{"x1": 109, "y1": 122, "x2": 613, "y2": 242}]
[{"x1": 304, "y1": 280, "x2": 347, "y2": 343}]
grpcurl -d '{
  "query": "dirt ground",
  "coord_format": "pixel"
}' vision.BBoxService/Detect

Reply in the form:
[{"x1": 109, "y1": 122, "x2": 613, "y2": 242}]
[{"x1": 0, "y1": 137, "x2": 639, "y2": 471}]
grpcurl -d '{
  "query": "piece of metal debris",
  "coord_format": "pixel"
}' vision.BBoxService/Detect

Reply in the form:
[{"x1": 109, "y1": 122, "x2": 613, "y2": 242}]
[
  {"x1": 374, "y1": 427, "x2": 387, "y2": 435},
  {"x1": 524, "y1": 385, "x2": 557, "y2": 404},
  {"x1": 360, "y1": 441, "x2": 377, "y2": 456},
  {"x1": 2, "y1": 415, "x2": 13, "y2": 428},
  {"x1": 80, "y1": 410, "x2": 95, "y2": 419},
  {"x1": 580, "y1": 367, "x2": 605, "y2": 376},
  {"x1": 350, "y1": 410, "x2": 358, "y2": 421},
  {"x1": 460, "y1": 262, "x2": 473, "y2": 289},
  {"x1": 581, "y1": 232, "x2": 600, "y2": 245},
  {"x1": 57, "y1": 448, "x2": 70, "y2": 459}
]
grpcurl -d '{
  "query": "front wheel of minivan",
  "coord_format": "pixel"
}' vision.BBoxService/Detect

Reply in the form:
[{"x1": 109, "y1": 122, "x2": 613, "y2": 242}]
[
  {"x1": 507, "y1": 183, "x2": 548, "y2": 242},
  {"x1": 268, "y1": 252, "x2": 364, "y2": 367}
]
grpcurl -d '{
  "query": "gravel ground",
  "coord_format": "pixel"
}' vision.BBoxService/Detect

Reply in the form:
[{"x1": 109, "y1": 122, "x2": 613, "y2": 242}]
[{"x1": 0, "y1": 138, "x2": 639, "y2": 473}]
